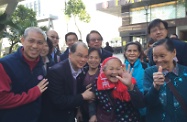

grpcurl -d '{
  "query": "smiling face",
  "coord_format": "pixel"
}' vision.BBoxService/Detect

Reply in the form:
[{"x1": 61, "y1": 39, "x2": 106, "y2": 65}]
[
  {"x1": 40, "y1": 42, "x2": 49, "y2": 57},
  {"x1": 153, "y1": 44, "x2": 176, "y2": 71},
  {"x1": 87, "y1": 50, "x2": 101, "y2": 69},
  {"x1": 149, "y1": 22, "x2": 168, "y2": 41},
  {"x1": 21, "y1": 31, "x2": 45, "y2": 61},
  {"x1": 69, "y1": 44, "x2": 88, "y2": 71},
  {"x1": 66, "y1": 34, "x2": 78, "y2": 48},
  {"x1": 103, "y1": 58, "x2": 123, "y2": 83},
  {"x1": 125, "y1": 44, "x2": 140, "y2": 63}
]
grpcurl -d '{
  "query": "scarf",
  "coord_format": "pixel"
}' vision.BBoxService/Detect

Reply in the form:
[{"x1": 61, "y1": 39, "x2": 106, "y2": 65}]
[{"x1": 97, "y1": 57, "x2": 136, "y2": 101}]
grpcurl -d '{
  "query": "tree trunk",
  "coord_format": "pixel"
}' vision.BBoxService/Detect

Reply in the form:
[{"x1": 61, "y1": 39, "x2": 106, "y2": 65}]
[
  {"x1": 9, "y1": 41, "x2": 18, "y2": 54},
  {"x1": 73, "y1": 16, "x2": 82, "y2": 39}
]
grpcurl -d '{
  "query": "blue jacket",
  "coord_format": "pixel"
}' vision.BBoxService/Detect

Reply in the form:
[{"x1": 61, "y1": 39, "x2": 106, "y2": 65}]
[
  {"x1": 144, "y1": 64, "x2": 187, "y2": 122},
  {"x1": 0, "y1": 47, "x2": 45, "y2": 122},
  {"x1": 125, "y1": 59, "x2": 147, "y2": 116},
  {"x1": 124, "y1": 59, "x2": 146, "y2": 93}
]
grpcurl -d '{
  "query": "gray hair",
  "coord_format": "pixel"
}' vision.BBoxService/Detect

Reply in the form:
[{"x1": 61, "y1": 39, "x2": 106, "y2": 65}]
[
  {"x1": 70, "y1": 42, "x2": 88, "y2": 53},
  {"x1": 23, "y1": 27, "x2": 47, "y2": 41}
]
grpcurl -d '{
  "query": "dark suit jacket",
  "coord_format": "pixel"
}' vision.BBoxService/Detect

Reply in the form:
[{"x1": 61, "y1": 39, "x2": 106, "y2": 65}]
[
  {"x1": 40, "y1": 59, "x2": 86, "y2": 122},
  {"x1": 50, "y1": 48, "x2": 61, "y2": 64},
  {"x1": 148, "y1": 38, "x2": 187, "y2": 66},
  {"x1": 60, "y1": 48, "x2": 69, "y2": 61},
  {"x1": 101, "y1": 48, "x2": 113, "y2": 62}
]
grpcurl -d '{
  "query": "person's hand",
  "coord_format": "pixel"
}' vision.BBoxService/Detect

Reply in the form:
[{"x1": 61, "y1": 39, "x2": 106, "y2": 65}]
[
  {"x1": 153, "y1": 66, "x2": 165, "y2": 90},
  {"x1": 116, "y1": 64, "x2": 134, "y2": 90},
  {"x1": 89, "y1": 115, "x2": 97, "y2": 122},
  {"x1": 76, "y1": 108, "x2": 83, "y2": 122},
  {"x1": 82, "y1": 87, "x2": 95, "y2": 101},
  {"x1": 37, "y1": 78, "x2": 48, "y2": 93},
  {"x1": 86, "y1": 83, "x2": 92, "y2": 89}
]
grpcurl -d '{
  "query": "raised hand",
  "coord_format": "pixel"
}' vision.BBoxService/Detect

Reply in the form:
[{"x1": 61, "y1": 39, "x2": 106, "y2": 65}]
[
  {"x1": 37, "y1": 78, "x2": 48, "y2": 93},
  {"x1": 116, "y1": 64, "x2": 134, "y2": 90},
  {"x1": 153, "y1": 66, "x2": 165, "y2": 90}
]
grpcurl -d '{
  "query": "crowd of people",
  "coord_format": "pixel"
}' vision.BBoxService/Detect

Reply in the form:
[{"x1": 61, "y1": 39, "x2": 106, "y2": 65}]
[{"x1": 0, "y1": 18, "x2": 187, "y2": 122}]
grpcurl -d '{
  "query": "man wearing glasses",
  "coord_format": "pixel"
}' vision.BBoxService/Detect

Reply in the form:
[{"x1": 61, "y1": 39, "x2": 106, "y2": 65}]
[
  {"x1": 86, "y1": 30, "x2": 112, "y2": 62},
  {"x1": 147, "y1": 19, "x2": 187, "y2": 66},
  {"x1": 40, "y1": 42, "x2": 95, "y2": 122},
  {"x1": 47, "y1": 30, "x2": 61, "y2": 63}
]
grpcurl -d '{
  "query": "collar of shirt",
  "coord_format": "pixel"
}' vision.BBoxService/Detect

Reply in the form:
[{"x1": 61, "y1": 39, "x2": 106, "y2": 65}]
[
  {"x1": 68, "y1": 59, "x2": 82, "y2": 79},
  {"x1": 163, "y1": 63, "x2": 179, "y2": 76},
  {"x1": 43, "y1": 56, "x2": 50, "y2": 64}
]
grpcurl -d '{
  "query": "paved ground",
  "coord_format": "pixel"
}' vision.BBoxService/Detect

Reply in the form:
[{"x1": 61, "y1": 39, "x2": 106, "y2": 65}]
[{"x1": 113, "y1": 53, "x2": 124, "y2": 63}]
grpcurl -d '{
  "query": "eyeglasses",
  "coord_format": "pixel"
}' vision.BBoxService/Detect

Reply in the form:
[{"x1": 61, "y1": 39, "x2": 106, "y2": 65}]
[
  {"x1": 150, "y1": 27, "x2": 166, "y2": 34},
  {"x1": 90, "y1": 38, "x2": 102, "y2": 42},
  {"x1": 50, "y1": 36, "x2": 59, "y2": 40}
]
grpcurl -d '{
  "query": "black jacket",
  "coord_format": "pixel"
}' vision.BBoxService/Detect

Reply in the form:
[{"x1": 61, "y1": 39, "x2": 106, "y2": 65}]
[
  {"x1": 101, "y1": 48, "x2": 113, "y2": 62},
  {"x1": 40, "y1": 59, "x2": 87, "y2": 122},
  {"x1": 60, "y1": 48, "x2": 69, "y2": 61}
]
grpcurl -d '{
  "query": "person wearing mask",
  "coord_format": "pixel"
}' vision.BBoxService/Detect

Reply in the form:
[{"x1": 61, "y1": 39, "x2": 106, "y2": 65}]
[
  {"x1": 47, "y1": 30, "x2": 60, "y2": 63},
  {"x1": 144, "y1": 38, "x2": 187, "y2": 122},
  {"x1": 86, "y1": 30, "x2": 112, "y2": 62},
  {"x1": 0, "y1": 27, "x2": 48, "y2": 122},
  {"x1": 60, "y1": 32, "x2": 78, "y2": 61},
  {"x1": 147, "y1": 19, "x2": 187, "y2": 66},
  {"x1": 40, "y1": 42, "x2": 95, "y2": 122}
]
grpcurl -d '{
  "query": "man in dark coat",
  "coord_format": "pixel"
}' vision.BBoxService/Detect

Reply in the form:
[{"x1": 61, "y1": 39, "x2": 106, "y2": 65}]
[
  {"x1": 47, "y1": 30, "x2": 61, "y2": 63},
  {"x1": 147, "y1": 19, "x2": 187, "y2": 66},
  {"x1": 0, "y1": 27, "x2": 48, "y2": 122},
  {"x1": 104, "y1": 42, "x2": 114, "y2": 53},
  {"x1": 86, "y1": 30, "x2": 112, "y2": 62},
  {"x1": 40, "y1": 42, "x2": 95, "y2": 122},
  {"x1": 60, "y1": 32, "x2": 78, "y2": 61}
]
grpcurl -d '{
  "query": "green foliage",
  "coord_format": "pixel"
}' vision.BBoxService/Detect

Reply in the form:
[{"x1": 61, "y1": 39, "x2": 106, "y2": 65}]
[
  {"x1": 65, "y1": 0, "x2": 90, "y2": 22},
  {"x1": 64, "y1": 0, "x2": 90, "y2": 39},
  {"x1": 1, "y1": 5, "x2": 38, "y2": 54}
]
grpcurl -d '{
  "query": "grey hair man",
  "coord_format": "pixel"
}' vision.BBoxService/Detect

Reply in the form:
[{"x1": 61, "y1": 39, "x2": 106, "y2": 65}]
[
  {"x1": 0, "y1": 27, "x2": 48, "y2": 122},
  {"x1": 40, "y1": 42, "x2": 95, "y2": 122}
]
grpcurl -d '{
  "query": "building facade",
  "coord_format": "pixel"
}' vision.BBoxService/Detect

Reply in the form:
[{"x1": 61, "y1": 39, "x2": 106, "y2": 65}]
[
  {"x1": 19, "y1": 0, "x2": 58, "y2": 29},
  {"x1": 96, "y1": 0, "x2": 187, "y2": 48}
]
